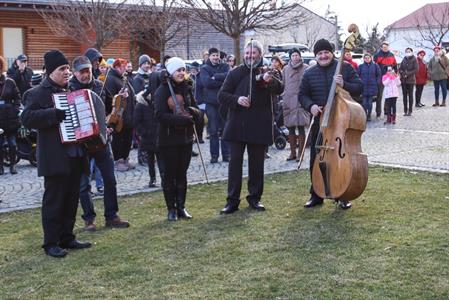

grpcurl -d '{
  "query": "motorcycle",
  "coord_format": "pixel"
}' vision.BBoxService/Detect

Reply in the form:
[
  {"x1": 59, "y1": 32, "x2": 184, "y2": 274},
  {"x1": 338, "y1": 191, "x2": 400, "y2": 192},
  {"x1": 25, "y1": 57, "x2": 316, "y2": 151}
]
[{"x1": 2, "y1": 126, "x2": 37, "y2": 167}]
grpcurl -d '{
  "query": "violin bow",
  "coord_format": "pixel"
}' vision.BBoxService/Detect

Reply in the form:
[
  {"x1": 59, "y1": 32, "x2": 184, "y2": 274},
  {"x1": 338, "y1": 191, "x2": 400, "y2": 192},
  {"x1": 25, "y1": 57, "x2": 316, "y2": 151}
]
[
  {"x1": 297, "y1": 116, "x2": 315, "y2": 170},
  {"x1": 248, "y1": 38, "x2": 254, "y2": 103},
  {"x1": 166, "y1": 76, "x2": 209, "y2": 184}
]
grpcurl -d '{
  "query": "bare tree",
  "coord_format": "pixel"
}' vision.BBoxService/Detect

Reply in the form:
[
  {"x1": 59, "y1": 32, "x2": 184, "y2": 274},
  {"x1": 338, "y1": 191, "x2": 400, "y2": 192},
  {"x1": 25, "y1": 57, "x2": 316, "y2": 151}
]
[
  {"x1": 36, "y1": 0, "x2": 132, "y2": 50},
  {"x1": 404, "y1": 4, "x2": 449, "y2": 51},
  {"x1": 181, "y1": 0, "x2": 307, "y2": 63},
  {"x1": 133, "y1": 0, "x2": 192, "y2": 61},
  {"x1": 363, "y1": 23, "x2": 383, "y2": 53}
]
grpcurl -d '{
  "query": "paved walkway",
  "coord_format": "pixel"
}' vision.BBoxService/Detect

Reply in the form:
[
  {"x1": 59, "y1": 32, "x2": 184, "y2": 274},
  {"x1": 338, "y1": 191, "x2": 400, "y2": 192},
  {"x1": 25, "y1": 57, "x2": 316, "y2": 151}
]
[{"x1": 0, "y1": 86, "x2": 448, "y2": 213}]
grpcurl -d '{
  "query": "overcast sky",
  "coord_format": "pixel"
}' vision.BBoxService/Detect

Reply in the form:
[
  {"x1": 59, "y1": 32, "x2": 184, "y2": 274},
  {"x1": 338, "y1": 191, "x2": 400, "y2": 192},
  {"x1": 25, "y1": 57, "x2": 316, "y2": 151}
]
[{"x1": 302, "y1": 0, "x2": 444, "y2": 37}]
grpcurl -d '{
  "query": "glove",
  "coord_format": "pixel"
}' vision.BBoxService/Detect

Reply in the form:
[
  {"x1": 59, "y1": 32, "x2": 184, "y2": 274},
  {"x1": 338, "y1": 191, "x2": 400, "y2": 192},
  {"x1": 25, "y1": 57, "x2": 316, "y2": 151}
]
[
  {"x1": 160, "y1": 70, "x2": 169, "y2": 84},
  {"x1": 187, "y1": 107, "x2": 202, "y2": 124},
  {"x1": 55, "y1": 108, "x2": 66, "y2": 122}
]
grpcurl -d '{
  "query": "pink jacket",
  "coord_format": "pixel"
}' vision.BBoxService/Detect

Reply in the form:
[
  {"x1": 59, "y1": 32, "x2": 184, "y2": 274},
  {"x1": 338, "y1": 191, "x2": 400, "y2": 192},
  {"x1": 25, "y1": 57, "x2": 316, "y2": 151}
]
[{"x1": 382, "y1": 73, "x2": 401, "y2": 98}]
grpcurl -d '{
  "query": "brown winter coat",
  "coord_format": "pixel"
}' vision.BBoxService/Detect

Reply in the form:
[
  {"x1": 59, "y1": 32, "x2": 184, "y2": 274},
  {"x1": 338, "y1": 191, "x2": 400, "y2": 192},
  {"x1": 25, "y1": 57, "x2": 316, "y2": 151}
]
[
  {"x1": 399, "y1": 55, "x2": 418, "y2": 84},
  {"x1": 282, "y1": 60, "x2": 309, "y2": 127}
]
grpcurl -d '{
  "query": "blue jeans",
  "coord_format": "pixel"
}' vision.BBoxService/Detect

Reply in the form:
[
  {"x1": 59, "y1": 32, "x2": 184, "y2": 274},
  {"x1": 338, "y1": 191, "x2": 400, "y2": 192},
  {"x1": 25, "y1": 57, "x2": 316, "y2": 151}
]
[
  {"x1": 362, "y1": 96, "x2": 373, "y2": 119},
  {"x1": 79, "y1": 146, "x2": 118, "y2": 222},
  {"x1": 90, "y1": 158, "x2": 104, "y2": 190},
  {"x1": 434, "y1": 79, "x2": 447, "y2": 102},
  {"x1": 205, "y1": 104, "x2": 229, "y2": 158}
]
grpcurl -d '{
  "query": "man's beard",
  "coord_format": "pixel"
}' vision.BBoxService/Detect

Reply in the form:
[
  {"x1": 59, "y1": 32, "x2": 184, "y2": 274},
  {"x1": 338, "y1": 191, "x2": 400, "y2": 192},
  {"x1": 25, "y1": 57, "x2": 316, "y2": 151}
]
[{"x1": 244, "y1": 58, "x2": 261, "y2": 69}]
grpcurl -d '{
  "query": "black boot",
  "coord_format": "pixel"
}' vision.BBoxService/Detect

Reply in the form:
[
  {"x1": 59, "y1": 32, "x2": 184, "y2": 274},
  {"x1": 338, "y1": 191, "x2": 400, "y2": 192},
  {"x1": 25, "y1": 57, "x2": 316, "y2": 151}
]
[
  {"x1": 148, "y1": 177, "x2": 156, "y2": 188},
  {"x1": 9, "y1": 146, "x2": 17, "y2": 174},
  {"x1": 163, "y1": 184, "x2": 177, "y2": 221},
  {"x1": 176, "y1": 184, "x2": 192, "y2": 219}
]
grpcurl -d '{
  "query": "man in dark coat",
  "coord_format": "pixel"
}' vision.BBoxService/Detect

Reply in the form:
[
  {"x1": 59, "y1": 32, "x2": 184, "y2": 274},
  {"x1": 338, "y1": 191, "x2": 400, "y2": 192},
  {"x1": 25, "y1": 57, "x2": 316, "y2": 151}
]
[
  {"x1": 7, "y1": 54, "x2": 33, "y2": 99},
  {"x1": 200, "y1": 47, "x2": 230, "y2": 163},
  {"x1": 373, "y1": 42, "x2": 397, "y2": 117},
  {"x1": 104, "y1": 58, "x2": 137, "y2": 171},
  {"x1": 133, "y1": 54, "x2": 152, "y2": 94},
  {"x1": 84, "y1": 48, "x2": 103, "y2": 79},
  {"x1": 21, "y1": 50, "x2": 91, "y2": 258},
  {"x1": 68, "y1": 55, "x2": 130, "y2": 231},
  {"x1": 218, "y1": 40, "x2": 283, "y2": 214},
  {"x1": 299, "y1": 39, "x2": 363, "y2": 210}
]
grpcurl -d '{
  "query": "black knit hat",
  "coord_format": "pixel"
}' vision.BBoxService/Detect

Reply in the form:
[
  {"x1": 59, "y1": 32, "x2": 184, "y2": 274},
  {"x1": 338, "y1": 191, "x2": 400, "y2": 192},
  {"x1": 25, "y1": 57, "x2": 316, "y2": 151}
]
[
  {"x1": 208, "y1": 47, "x2": 219, "y2": 55},
  {"x1": 44, "y1": 50, "x2": 69, "y2": 75},
  {"x1": 288, "y1": 48, "x2": 301, "y2": 58},
  {"x1": 313, "y1": 39, "x2": 334, "y2": 56}
]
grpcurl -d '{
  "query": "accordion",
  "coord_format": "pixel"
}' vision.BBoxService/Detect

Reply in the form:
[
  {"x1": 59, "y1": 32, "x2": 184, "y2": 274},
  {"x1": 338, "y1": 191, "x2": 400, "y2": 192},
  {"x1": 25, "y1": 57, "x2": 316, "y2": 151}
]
[{"x1": 53, "y1": 89, "x2": 107, "y2": 151}]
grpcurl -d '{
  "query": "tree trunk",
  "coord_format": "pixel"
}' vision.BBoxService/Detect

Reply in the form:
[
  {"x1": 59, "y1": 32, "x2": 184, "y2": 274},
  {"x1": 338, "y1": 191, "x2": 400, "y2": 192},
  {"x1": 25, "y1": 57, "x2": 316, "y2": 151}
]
[{"x1": 233, "y1": 35, "x2": 241, "y2": 64}]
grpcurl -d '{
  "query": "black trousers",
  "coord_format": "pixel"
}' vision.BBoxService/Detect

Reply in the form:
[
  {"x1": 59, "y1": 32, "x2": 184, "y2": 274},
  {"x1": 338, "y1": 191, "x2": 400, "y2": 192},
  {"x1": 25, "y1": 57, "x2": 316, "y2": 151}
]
[
  {"x1": 227, "y1": 141, "x2": 266, "y2": 206},
  {"x1": 146, "y1": 150, "x2": 165, "y2": 181},
  {"x1": 42, "y1": 157, "x2": 83, "y2": 249},
  {"x1": 415, "y1": 84, "x2": 424, "y2": 105},
  {"x1": 402, "y1": 83, "x2": 415, "y2": 114},
  {"x1": 159, "y1": 144, "x2": 192, "y2": 210},
  {"x1": 309, "y1": 117, "x2": 322, "y2": 200},
  {"x1": 376, "y1": 83, "x2": 385, "y2": 117},
  {"x1": 111, "y1": 127, "x2": 133, "y2": 160}
]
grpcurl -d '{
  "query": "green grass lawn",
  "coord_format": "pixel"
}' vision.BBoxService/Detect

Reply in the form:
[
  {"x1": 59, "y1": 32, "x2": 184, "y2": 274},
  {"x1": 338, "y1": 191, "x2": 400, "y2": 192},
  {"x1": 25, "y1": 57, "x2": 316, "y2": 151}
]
[{"x1": 1, "y1": 167, "x2": 449, "y2": 299}]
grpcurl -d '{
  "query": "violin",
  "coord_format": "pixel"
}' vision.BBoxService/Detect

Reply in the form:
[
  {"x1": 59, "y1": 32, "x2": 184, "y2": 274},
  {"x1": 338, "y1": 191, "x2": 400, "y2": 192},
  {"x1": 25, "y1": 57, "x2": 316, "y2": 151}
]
[
  {"x1": 107, "y1": 74, "x2": 128, "y2": 133},
  {"x1": 167, "y1": 93, "x2": 191, "y2": 118},
  {"x1": 311, "y1": 24, "x2": 368, "y2": 201}
]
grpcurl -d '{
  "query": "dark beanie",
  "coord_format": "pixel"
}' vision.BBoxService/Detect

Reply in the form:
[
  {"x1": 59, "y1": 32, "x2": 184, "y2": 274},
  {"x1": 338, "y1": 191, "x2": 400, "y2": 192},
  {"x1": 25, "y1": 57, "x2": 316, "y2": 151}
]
[
  {"x1": 44, "y1": 50, "x2": 69, "y2": 75},
  {"x1": 289, "y1": 48, "x2": 301, "y2": 58},
  {"x1": 208, "y1": 47, "x2": 219, "y2": 55},
  {"x1": 313, "y1": 39, "x2": 334, "y2": 56}
]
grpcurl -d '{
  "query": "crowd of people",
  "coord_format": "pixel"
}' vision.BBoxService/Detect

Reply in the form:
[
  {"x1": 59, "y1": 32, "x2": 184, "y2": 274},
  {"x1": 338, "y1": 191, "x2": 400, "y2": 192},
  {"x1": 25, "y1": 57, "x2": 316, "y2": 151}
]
[{"x1": 0, "y1": 37, "x2": 448, "y2": 258}]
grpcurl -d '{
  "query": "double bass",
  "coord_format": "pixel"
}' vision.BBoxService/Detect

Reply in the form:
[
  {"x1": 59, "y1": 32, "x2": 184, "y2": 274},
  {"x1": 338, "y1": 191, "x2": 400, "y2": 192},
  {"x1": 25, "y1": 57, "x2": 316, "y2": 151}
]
[{"x1": 311, "y1": 24, "x2": 368, "y2": 201}]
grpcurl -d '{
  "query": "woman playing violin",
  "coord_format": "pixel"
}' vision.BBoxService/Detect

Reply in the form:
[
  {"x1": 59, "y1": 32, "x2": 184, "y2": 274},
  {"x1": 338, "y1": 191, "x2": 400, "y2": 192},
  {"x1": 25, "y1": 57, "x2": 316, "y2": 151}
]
[{"x1": 154, "y1": 57, "x2": 202, "y2": 221}]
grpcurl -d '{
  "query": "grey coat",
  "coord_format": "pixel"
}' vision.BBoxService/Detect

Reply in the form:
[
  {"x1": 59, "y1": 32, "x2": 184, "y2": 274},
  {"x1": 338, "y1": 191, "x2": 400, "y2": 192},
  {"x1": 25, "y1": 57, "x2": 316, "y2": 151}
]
[
  {"x1": 428, "y1": 55, "x2": 449, "y2": 81},
  {"x1": 282, "y1": 61, "x2": 310, "y2": 127}
]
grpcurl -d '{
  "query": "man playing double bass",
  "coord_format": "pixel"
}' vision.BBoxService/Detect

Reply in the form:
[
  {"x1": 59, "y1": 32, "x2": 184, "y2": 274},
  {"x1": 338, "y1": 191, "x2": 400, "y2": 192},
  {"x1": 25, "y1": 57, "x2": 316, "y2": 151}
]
[{"x1": 299, "y1": 38, "x2": 363, "y2": 210}]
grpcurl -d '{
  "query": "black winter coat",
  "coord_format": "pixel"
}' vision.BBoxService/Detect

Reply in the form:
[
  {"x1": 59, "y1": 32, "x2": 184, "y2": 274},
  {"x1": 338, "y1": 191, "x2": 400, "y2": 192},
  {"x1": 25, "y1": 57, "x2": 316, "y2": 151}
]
[
  {"x1": 68, "y1": 76, "x2": 104, "y2": 101},
  {"x1": 148, "y1": 71, "x2": 162, "y2": 101},
  {"x1": 299, "y1": 59, "x2": 363, "y2": 112},
  {"x1": 104, "y1": 68, "x2": 136, "y2": 128},
  {"x1": 218, "y1": 62, "x2": 283, "y2": 145},
  {"x1": 21, "y1": 77, "x2": 89, "y2": 177},
  {"x1": 133, "y1": 91, "x2": 158, "y2": 151},
  {"x1": 154, "y1": 80, "x2": 199, "y2": 147},
  {"x1": 133, "y1": 72, "x2": 150, "y2": 94},
  {"x1": 0, "y1": 75, "x2": 21, "y2": 133},
  {"x1": 7, "y1": 64, "x2": 33, "y2": 98},
  {"x1": 192, "y1": 73, "x2": 205, "y2": 105},
  {"x1": 200, "y1": 60, "x2": 229, "y2": 106},
  {"x1": 84, "y1": 48, "x2": 102, "y2": 79}
]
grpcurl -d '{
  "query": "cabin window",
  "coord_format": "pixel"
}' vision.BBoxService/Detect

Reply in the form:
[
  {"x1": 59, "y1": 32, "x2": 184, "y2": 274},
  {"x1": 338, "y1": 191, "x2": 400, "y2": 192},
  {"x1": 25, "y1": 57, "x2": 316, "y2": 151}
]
[{"x1": 1, "y1": 27, "x2": 24, "y2": 67}]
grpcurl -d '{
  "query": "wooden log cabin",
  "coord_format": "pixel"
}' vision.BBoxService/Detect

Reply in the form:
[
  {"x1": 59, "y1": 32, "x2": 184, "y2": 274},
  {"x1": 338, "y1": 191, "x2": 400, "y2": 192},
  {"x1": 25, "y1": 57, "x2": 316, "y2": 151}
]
[
  {"x1": 0, "y1": 0, "x2": 235, "y2": 71},
  {"x1": 0, "y1": 0, "x2": 155, "y2": 70}
]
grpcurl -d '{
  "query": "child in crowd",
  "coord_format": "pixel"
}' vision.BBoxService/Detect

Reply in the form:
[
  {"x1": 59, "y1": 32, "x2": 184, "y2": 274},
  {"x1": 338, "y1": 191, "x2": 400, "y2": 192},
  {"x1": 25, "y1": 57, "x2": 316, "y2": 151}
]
[{"x1": 382, "y1": 66, "x2": 401, "y2": 124}]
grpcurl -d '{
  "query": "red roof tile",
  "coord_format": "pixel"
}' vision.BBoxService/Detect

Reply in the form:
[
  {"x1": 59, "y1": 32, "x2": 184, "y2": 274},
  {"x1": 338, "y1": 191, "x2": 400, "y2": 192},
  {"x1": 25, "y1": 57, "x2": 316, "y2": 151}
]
[{"x1": 388, "y1": 2, "x2": 449, "y2": 29}]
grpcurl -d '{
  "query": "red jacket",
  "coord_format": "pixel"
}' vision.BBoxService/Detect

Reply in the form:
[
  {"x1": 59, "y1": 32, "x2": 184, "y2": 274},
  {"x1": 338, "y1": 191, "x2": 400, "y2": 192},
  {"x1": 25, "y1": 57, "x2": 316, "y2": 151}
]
[
  {"x1": 344, "y1": 57, "x2": 358, "y2": 71},
  {"x1": 415, "y1": 57, "x2": 428, "y2": 85}
]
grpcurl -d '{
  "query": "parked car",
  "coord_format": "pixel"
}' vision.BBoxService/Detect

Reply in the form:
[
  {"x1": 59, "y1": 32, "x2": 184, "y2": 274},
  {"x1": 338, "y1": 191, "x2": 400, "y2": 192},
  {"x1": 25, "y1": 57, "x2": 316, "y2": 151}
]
[{"x1": 268, "y1": 43, "x2": 311, "y2": 54}]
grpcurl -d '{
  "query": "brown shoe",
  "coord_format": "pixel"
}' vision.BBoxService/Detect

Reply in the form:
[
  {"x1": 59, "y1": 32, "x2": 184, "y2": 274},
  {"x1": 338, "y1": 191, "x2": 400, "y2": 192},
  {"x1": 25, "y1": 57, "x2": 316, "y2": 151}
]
[
  {"x1": 84, "y1": 220, "x2": 97, "y2": 232},
  {"x1": 105, "y1": 217, "x2": 130, "y2": 228}
]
